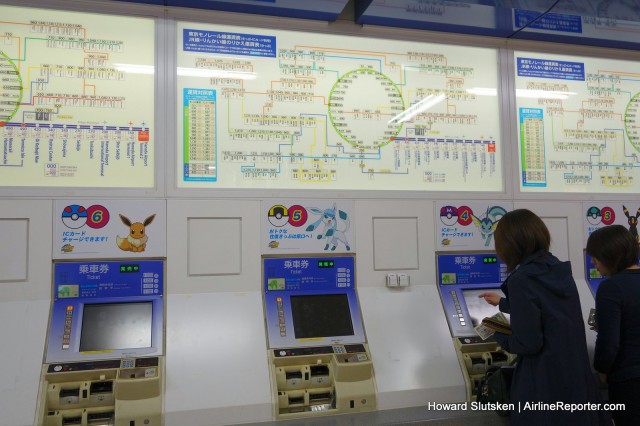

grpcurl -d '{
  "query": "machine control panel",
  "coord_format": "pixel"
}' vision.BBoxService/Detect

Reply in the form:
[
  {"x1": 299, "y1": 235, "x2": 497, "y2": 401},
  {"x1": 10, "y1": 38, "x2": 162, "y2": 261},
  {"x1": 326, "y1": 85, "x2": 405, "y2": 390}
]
[{"x1": 437, "y1": 252, "x2": 508, "y2": 337}]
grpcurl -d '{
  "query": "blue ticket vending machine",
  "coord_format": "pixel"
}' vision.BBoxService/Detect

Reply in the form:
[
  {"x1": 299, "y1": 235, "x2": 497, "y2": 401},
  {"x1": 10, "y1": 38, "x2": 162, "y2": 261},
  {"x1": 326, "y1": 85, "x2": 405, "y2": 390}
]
[
  {"x1": 584, "y1": 250, "x2": 640, "y2": 297},
  {"x1": 262, "y1": 254, "x2": 376, "y2": 420},
  {"x1": 37, "y1": 260, "x2": 165, "y2": 426},
  {"x1": 584, "y1": 251, "x2": 604, "y2": 297},
  {"x1": 436, "y1": 251, "x2": 516, "y2": 400}
]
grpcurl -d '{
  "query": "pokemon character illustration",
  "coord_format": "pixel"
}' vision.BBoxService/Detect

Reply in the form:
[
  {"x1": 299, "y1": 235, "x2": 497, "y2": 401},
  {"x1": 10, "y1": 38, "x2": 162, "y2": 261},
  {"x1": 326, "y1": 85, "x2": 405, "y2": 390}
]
[
  {"x1": 305, "y1": 204, "x2": 351, "y2": 251},
  {"x1": 116, "y1": 214, "x2": 156, "y2": 252},
  {"x1": 623, "y1": 205, "x2": 640, "y2": 242},
  {"x1": 471, "y1": 206, "x2": 507, "y2": 247}
]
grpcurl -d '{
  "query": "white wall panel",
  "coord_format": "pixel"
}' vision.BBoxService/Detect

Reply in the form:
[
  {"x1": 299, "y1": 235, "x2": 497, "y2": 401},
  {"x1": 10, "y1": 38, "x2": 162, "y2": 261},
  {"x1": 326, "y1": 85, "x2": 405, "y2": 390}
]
[
  {"x1": 0, "y1": 200, "x2": 52, "y2": 301},
  {"x1": 373, "y1": 217, "x2": 419, "y2": 271},
  {"x1": 164, "y1": 292, "x2": 272, "y2": 425},
  {"x1": 167, "y1": 200, "x2": 261, "y2": 294},
  {"x1": 354, "y1": 200, "x2": 464, "y2": 409},
  {"x1": 188, "y1": 218, "x2": 242, "y2": 276},
  {"x1": 0, "y1": 200, "x2": 52, "y2": 426},
  {"x1": 0, "y1": 219, "x2": 28, "y2": 282},
  {"x1": 358, "y1": 286, "x2": 465, "y2": 409},
  {"x1": 355, "y1": 200, "x2": 435, "y2": 288},
  {"x1": 165, "y1": 199, "x2": 271, "y2": 422}
]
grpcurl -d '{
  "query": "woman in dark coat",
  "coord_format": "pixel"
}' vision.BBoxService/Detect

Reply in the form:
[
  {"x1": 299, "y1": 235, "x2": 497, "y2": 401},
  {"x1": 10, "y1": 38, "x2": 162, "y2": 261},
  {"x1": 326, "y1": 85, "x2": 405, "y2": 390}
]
[
  {"x1": 586, "y1": 225, "x2": 640, "y2": 426},
  {"x1": 479, "y1": 209, "x2": 609, "y2": 425}
]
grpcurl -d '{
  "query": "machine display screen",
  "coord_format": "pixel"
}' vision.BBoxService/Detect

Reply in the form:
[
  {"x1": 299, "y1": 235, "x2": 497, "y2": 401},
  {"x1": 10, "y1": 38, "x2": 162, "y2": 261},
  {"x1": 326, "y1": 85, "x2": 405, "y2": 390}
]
[
  {"x1": 290, "y1": 294, "x2": 354, "y2": 339},
  {"x1": 461, "y1": 288, "x2": 507, "y2": 327},
  {"x1": 80, "y1": 302, "x2": 153, "y2": 352}
]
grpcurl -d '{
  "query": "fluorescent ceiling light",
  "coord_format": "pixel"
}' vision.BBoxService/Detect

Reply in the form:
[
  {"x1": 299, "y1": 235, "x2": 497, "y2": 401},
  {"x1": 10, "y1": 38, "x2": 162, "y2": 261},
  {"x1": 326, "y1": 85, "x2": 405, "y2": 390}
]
[
  {"x1": 177, "y1": 67, "x2": 257, "y2": 80},
  {"x1": 388, "y1": 94, "x2": 446, "y2": 123},
  {"x1": 113, "y1": 64, "x2": 155, "y2": 74},
  {"x1": 112, "y1": 64, "x2": 257, "y2": 80},
  {"x1": 516, "y1": 89, "x2": 576, "y2": 100}
]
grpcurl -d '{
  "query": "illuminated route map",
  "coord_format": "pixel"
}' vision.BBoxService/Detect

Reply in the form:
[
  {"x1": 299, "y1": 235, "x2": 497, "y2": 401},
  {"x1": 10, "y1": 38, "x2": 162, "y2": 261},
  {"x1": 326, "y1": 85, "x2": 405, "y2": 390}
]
[
  {"x1": 0, "y1": 5, "x2": 154, "y2": 188},
  {"x1": 177, "y1": 22, "x2": 503, "y2": 191},
  {"x1": 516, "y1": 51, "x2": 640, "y2": 193}
]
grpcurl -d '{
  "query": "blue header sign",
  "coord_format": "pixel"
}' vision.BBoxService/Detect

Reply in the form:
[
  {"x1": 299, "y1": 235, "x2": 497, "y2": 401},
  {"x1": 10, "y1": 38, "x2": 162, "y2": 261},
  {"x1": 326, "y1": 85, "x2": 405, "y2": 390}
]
[
  {"x1": 517, "y1": 57, "x2": 585, "y2": 81},
  {"x1": 436, "y1": 252, "x2": 507, "y2": 286},
  {"x1": 183, "y1": 28, "x2": 276, "y2": 58},
  {"x1": 263, "y1": 255, "x2": 354, "y2": 292},
  {"x1": 515, "y1": 10, "x2": 582, "y2": 34},
  {"x1": 54, "y1": 260, "x2": 163, "y2": 300}
]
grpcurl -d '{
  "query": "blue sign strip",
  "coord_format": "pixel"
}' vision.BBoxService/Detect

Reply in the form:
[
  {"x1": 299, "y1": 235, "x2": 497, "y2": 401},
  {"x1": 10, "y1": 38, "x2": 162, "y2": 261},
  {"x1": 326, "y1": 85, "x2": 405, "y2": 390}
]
[
  {"x1": 517, "y1": 57, "x2": 585, "y2": 81},
  {"x1": 54, "y1": 259, "x2": 164, "y2": 299},
  {"x1": 437, "y1": 252, "x2": 506, "y2": 286},
  {"x1": 183, "y1": 28, "x2": 276, "y2": 58},
  {"x1": 515, "y1": 10, "x2": 582, "y2": 34}
]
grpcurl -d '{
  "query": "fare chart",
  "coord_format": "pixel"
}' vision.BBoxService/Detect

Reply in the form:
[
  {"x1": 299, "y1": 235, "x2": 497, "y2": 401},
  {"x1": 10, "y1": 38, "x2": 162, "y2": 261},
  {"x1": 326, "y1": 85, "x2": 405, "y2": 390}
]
[
  {"x1": 516, "y1": 51, "x2": 640, "y2": 193},
  {"x1": 177, "y1": 22, "x2": 503, "y2": 191},
  {"x1": 0, "y1": 5, "x2": 155, "y2": 188}
]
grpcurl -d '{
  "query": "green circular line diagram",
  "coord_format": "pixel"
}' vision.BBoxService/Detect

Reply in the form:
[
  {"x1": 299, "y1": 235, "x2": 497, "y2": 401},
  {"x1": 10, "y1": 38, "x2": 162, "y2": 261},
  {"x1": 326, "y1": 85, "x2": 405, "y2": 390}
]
[
  {"x1": 0, "y1": 50, "x2": 23, "y2": 123},
  {"x1": 328, "y1": 68, "x2": 404, "y2": 150},
  {"x1": 625, "y1": 92, "x2": 640, "y2": 154}
]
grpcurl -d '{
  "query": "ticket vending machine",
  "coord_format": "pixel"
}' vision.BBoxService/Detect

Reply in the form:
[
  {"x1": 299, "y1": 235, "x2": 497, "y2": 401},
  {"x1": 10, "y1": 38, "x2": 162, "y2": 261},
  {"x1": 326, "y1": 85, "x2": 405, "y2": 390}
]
[
  {"x1": 262, "y1": 254, "x2": 376, "y2": 420},
  {"x1": 37, "y1": 259, "x2": 165, "y2": 426},
  {"x1": 584, "y1": 251, "x2": 604, "y2": 297},
  {"x1": 436, "y1": 251, "x2": 516, "y2": 400}
]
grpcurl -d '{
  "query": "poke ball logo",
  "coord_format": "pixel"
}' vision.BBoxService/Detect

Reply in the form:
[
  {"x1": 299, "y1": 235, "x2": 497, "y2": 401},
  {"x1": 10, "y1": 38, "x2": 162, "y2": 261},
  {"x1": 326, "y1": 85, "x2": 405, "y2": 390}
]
[
  {"x1": 61, "y1": 204, "x2": 110, "y2": 229},
  {"x1": 439, "y1": 205, "x2": 473, "y2": 226},
  {"x1": 61, "y1": 205, "x2": 87, "y2": 229},
  {"x1": 267, "y1": 204, "x2": 308, "y2": 227},
  {"x1": 439, "y1": 206, "x2": 458, "y2": 226},
  {"x1": 585, "y1": 206, "x2": 615, "y2": 226}
]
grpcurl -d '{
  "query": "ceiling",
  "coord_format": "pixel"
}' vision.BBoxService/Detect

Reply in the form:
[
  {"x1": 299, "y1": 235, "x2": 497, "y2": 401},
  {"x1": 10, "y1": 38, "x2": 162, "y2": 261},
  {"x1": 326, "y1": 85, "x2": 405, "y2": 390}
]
[{"x1": 113, "y1": 0, "x2": 640, "y2": 50}]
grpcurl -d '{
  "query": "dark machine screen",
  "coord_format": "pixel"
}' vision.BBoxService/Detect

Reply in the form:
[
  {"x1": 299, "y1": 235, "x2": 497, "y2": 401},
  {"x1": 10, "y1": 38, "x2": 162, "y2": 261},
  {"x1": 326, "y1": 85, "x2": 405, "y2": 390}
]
[
  {"x1": 291, "y1": 294, "x2": 354, "y2": 339},
  {"x1": 80, "y1": 302, "x2": 153, "y2": 351}
]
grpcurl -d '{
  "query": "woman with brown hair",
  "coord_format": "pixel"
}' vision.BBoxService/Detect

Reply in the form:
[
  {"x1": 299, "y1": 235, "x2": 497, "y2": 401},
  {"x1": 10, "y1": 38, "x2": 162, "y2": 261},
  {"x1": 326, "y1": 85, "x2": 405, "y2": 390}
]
[
  {"x1": 587, "y1": 224, "x2": 640, "y2": 426},
  {"x1": 479, "y1": 209, "x2": 608, "y2": 425}
]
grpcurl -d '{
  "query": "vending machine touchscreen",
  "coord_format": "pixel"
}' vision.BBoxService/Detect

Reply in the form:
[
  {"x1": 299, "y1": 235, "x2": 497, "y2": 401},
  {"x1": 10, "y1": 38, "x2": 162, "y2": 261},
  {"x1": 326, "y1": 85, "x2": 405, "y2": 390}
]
[
  {"x1": 436, "y1": 252, "x2": 515, "y2": 400},
  {"x1": 262, "y1": 254, "x2": 376, "y2": 420}
]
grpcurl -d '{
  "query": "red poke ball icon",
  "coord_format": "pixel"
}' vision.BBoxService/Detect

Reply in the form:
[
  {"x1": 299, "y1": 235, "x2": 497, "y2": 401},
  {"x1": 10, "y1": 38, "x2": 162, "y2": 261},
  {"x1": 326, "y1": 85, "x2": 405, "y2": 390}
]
[
  {"x1": 61, "y1": 205, "x2": 87, "y2": 229},
  {"x1": 86, "y1": 205, "x2": 110, "y2": 229},
  {"x1": 287, "y1": 205, "x2": 308, "y2": 227},
  {"x1": 601, "y1": 207, "x2": 615, "y2": 225},
  {"x1": 268, "y1": 205, "x2": 289, "y2": 227},
  {"x1": 440, "y1": 205, "x2": 459, "y2": 226},
  {"x1": 457, "y1": 206, "x2": 473, "y2": 226}
]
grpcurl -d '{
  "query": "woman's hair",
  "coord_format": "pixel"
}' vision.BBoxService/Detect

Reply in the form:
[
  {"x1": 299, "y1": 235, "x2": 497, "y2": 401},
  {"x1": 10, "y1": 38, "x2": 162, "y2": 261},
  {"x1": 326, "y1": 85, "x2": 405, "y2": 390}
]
[
  {"x1": 586, "y1": 225, "x2": 639, "y2": 275},
  {"x1": 494, "y1": 209, "x2": 550, "y2": 272}
]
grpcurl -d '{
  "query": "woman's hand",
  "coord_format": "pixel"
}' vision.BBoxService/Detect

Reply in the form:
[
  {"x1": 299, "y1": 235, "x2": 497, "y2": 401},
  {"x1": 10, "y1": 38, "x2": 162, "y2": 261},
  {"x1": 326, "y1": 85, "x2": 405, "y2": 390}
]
[{"x1": 479, "y1": 292, "x2": 502, "y2": 306}]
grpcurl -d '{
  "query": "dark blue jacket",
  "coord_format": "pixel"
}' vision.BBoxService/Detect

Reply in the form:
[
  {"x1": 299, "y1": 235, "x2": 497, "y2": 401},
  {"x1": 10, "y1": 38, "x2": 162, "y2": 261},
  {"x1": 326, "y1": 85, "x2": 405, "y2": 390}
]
[
  {"x1": 494, "y1": 251, "x2": 609, "y2": 425},
  {"x1": 594, "y1": 269, "x2": 640, "y2": 383}
]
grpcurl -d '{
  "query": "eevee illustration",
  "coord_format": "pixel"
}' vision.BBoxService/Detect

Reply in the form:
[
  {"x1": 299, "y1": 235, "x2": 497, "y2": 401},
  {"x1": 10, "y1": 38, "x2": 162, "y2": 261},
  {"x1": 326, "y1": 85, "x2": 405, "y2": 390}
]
[{"x1": 116, "y1": 214, "x2": 155, "y2": 252}]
